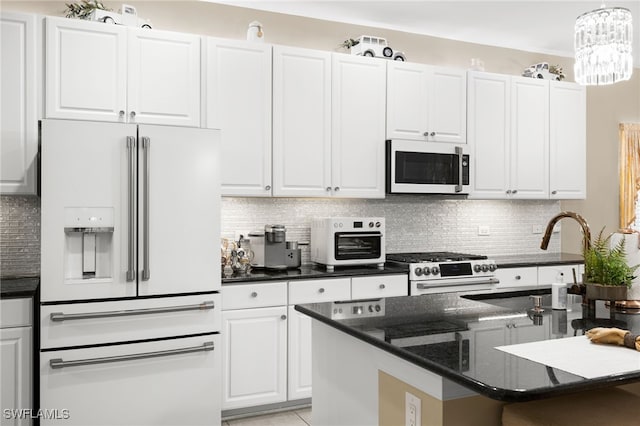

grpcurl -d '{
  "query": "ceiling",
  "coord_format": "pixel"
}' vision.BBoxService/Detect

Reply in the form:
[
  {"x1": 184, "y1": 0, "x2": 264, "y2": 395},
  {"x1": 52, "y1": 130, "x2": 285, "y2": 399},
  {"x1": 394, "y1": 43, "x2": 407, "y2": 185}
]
[{"x1": 209, "y1": 1, "x2": 640, "y2": 68}]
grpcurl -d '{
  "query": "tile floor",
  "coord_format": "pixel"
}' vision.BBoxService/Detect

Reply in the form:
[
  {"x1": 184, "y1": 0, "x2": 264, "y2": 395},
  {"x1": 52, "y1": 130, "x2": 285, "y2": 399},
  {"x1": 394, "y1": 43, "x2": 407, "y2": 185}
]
[{"x1": 224, "y1": 408, "x2": 311, "y2": 426}]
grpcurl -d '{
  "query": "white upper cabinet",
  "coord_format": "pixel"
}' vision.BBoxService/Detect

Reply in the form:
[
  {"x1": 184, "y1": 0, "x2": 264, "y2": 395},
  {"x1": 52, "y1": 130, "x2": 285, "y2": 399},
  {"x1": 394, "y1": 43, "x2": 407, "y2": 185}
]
[
  {"x1": 549, "y1": 81, "x2": 586, "y2": 199},
  {"x1": 331, "y1": 53, "x2": 386, "y2": 198},
  {"x1": 467, "y1": 72, "x2": 511, "y2": 198},
  {"x1": 510, "y1": 77, "x2": 549, "y2": 199},
  {"x1": 387, "y1": 62, "x2": 466, "y2": 144},
  {"x1": 45, "y1": 17, "x2": 200, "y2": 127},
  {"x1": 1, "y1": 12, "x2": 39, "y2": 194},
  {"x1": 272, "y1": 45, "x2": 332, "y2": 197},
  {"x1": 205, "y1": 38, "x2": 272, "y2": 196}
]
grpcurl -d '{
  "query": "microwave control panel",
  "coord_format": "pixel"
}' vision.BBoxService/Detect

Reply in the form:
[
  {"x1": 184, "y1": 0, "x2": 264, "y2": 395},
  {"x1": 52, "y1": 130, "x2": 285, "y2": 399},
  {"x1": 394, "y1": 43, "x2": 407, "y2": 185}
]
[{"x1": 330, "y1": 299, "x2": 385, "y2": 320}]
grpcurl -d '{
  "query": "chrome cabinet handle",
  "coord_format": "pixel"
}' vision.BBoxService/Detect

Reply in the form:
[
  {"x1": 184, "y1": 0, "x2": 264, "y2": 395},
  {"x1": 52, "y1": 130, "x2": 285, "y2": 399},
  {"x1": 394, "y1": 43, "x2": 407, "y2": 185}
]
[
  {"x1": 423, "y1": 131, "x2": 429, "y2": 137},
  {"x1": 49, "y1": 301, "x2": 215, "y2": 322},
  {"x1": 379, "y1": 284, "x2": 386, "y2": 289},
  {"x1": 130, "y1": 111, "x2": 136, "y2": 118},
  {"x1": 455, "y1": 146, "x2": 463, "y2": 193},
  {"x1": 334, "y1": 187, "x2": 340, "y2": 192},
  {"x1": 515, "y1": 275, "x2": 521, "y2": 280},
  {"x1": 126, "y1": 137, "x2": 136, "y2": 282},
  {"x1": 512, "y1": 190, "x2": 518, "y2": 194},
  {"x1": 265, "y1": 185, "x2": 271, "y2": 191},
  {"x1": 142, "y1": 137, "x2": 151, "y2": 281},
  {"x1": 280, "y1": 315, "x2": 287, "y2": 320},
  {"x1": 430, "y1": 132, "x2": 436, "y2": 136},
  {"x1": 50, "y1": 341, "x2": 214, "y2": 369},
  {"x1": 552, "y1": 190, "x2": 557, "y2": 195},
  {"x1": 250, "y1": 292, "x2": 258, "y2": 298},
  {"x1": 326, "y1": 187, "x2": 331, "y2": 192},
  {"x1": 119, "y1": 110, "x2": 125, "y2": 117},
  {"x1": 318, "y1": 288, "x2": 325, "y2": 293},
  {"x1": 506, "y1": 190, "x2": 512, "y2": 194}
]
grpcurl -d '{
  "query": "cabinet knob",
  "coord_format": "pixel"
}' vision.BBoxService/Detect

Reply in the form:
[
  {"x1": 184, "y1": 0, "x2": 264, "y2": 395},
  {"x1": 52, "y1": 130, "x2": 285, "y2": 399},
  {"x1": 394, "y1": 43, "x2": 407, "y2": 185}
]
[
  {"x1": 250, "y1": 292, "x2": 258, "y2": 298},
  {"x1": 318, "y1": 288, "x2": 325, "y2": 293},
  {"x1": 552, "y1": 190, "x2": 557, "y2": 195},
  {"x1": 430, "y1": 132, "x2": 436, "y2": 137},
  {"x1": 379, "y1": 284, "x2": 386, "y2": 289},
  {"x1": 334, "y1": 187, "x2": 340, "y2": 192},
  {"x1": 265, "y1": 185, "x2": 271, "y2": 191},
  {"x1": 515, "y1": 275, "x2": 521, "y2": 280},
  {"x1": 119, "y1": 110, "x2": 125, "y2": 117},
  {"x1": 130, "y1": 111, "x2": 136, "y2": 118},
  {"x1": 326, "y1": 187, "x2": 331, "y2": 192},
  {"x1": 281, "y1": 315, "x2": 287, "y2": 320},
  {"x1": 512, "y1": 190, "x2": 518, "y2": 194},
  {"x1": 506, "y1": 190, "x2": 512, "y2": 194},
  {"x1": 423, "y1": 131, "x2": 429, "y2": 137}
]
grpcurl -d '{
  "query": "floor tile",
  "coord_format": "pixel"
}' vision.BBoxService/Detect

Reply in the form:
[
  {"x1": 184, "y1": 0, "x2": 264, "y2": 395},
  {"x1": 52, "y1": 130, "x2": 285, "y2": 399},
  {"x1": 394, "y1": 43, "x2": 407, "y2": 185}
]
[
  {"x1": 295, "y1": 407, "x2": 312, "y2": 425},
  {"x1": 227, "y1": 411, "x2": 308, "y2": 426}
]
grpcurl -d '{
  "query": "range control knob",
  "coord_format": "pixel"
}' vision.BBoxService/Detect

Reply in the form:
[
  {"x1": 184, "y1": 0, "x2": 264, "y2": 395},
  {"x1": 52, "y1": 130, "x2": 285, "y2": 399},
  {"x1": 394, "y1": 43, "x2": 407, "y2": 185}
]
[
  {"x1": 423, "y1": 267, "x2": 431, "y2": 276},
  {"x1": 375, "y1": 221, "x2": 381, "y2": 228},
  {"x1": 481, "y1": 264, "x2": 489, "y2": 272},
  {"x1": 375, "y1": 304, "x2": 381, "y2": 312},
  {"x1": 473, "y1": 264, "x2": 482, "y2": 273},
  {"x1": 431, "y1": 266, "x2": 440, "y2": 275},
  {"x1": 489, "y1": 264, "x2": 497, "y2": 272},
  {"x1": 369, "y1": 222, "x2": 374, "y2": 228},
  {"x1": 414, "y1": 267, "x2": 424, "y2": 276}
]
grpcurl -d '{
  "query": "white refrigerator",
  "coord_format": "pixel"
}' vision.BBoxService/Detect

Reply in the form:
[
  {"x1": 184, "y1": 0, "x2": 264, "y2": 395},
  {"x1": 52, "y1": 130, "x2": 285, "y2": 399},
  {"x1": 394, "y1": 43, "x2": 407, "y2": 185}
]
[{"x1": 38, "y1": 119, "x2": 221, "y2": 425}]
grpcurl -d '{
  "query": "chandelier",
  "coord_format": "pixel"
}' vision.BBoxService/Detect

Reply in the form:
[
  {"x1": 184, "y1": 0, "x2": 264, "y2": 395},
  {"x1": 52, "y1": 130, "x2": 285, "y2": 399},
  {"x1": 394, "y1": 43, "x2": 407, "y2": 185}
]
[{"x1": 574, "y1": 5, "x2": 633, "y2": 85}]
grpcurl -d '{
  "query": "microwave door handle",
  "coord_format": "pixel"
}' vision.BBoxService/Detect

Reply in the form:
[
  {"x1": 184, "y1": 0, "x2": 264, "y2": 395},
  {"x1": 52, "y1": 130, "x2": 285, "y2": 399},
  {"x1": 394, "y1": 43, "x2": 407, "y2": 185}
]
[{"x1": 455, "y1": 146, "x2": 463, "y2": 193}]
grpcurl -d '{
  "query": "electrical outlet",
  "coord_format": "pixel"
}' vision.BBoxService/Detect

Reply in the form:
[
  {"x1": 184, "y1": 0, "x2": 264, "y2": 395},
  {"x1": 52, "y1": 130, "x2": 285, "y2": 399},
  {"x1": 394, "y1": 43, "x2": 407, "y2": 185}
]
[
  {"x1": 405, "y1": 392, "x2": 421, "y2": 426},
  {"x1": 478, "y1": 225, "x2": 490, "y2": 236},
  {"x1": 234, "y1": 230, "x2": 250, "y2": 241},
  {"x1": 532, "y1": 224, "x2": 543, "y2": 234}
]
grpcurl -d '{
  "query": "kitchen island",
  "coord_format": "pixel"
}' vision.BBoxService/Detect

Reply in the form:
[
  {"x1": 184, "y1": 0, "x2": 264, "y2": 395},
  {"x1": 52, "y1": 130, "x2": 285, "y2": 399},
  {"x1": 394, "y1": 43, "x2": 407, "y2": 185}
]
[{"x1": 296, "y1": 291, "x2": 640, "y2": 425}]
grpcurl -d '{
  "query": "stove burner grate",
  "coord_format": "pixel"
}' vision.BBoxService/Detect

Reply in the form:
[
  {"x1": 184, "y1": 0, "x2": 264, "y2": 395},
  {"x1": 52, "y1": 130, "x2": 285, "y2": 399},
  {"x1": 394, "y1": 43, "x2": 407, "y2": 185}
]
[{"x1": 387, "y1": 252, "x2": 488, "y2": 263}]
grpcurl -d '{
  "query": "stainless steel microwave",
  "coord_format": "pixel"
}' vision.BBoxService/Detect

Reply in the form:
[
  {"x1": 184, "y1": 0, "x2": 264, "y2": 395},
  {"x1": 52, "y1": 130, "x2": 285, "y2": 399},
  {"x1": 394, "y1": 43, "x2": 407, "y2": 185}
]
[{"x1": 386, "y1": 140, "x2": 470, "y2": 194}]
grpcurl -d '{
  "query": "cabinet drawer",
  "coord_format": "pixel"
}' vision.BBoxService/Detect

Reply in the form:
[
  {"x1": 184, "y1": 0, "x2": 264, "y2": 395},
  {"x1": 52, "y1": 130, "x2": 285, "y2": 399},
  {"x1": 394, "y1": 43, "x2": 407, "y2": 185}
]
[
  {"x1": 351, "y1": 275, "x2": 408, "y2": 300},
  {"x1": 1, "y1": 298, "x2": 32, "y2": 328},
  {"x1": 41, "y1": 294, "x2": 220, "y2": 349},
  {"x1": 495, "y1": 267, "x2": 537, "y2": 289},
  {"x1": 289, "y1": 278, "x2": 351, "y2": 304},
  {"x1": 538, "y1": 264, "x2": 583, "y2": 286},
  {"x1": 222, "y1": 281, "x2": 287, "y2": 310}
]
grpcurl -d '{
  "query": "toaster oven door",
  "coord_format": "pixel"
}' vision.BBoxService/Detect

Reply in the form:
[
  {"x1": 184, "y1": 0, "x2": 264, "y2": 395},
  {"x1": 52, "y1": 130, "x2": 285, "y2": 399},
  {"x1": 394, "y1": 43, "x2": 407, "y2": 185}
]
[{"x1": 334, "y1": 232, "x2": 383, "y2": 260}]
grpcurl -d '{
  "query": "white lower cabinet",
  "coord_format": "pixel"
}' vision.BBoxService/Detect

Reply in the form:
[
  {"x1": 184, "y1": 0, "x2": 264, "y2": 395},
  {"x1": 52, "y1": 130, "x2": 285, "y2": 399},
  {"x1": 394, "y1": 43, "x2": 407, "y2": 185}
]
[
  {"x1": 40, "y1": 334, "x2": 219, "y2": 426},
  {"x1": 495, "y1": 266, "x2": 537, "y2": 290},
  {"x1": 537, "y1": 263, "x2": 583, "y2": 286},
  {"x1": 221, "y1": 282, "x2": 288, "y2": 410},
  {"x1": 495, "y1": 263, "x2": 584, "y2": 290},
  {"x1": 287, "y1": 305, "x2": 313, "y2": 400},
  {"x1": 1, "y1": 298, "x2": 32, "y2": 426}
]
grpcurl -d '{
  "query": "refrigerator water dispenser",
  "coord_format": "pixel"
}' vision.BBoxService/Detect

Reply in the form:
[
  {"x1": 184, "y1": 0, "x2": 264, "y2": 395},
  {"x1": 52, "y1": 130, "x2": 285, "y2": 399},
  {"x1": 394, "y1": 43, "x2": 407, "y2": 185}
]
[{"x1": 64, "y1": 208, "x2": 114, "y2": 280}]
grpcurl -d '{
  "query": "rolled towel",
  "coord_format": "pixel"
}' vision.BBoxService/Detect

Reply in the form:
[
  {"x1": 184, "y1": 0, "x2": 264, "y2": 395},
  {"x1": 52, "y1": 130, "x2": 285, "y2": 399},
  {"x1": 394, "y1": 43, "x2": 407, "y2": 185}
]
[{"x1": 586, "y1": 327, "x2": 640, "y2": 351}]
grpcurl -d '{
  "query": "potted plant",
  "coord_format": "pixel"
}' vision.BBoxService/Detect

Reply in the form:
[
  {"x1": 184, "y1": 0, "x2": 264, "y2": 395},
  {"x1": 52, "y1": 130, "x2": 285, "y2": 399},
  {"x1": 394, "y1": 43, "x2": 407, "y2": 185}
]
[{"x1": 583, "y1": 228, "x2": 638, "y2": 301}]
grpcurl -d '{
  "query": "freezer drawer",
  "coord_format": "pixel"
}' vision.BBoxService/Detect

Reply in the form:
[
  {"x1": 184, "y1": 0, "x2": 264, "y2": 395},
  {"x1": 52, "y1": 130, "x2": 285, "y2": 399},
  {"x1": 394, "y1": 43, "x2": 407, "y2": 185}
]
[
  {"x1": 40, "y1": 334, "x2": 220, "y2": 426},
  {"x1": 40, "y1": 294, "x2": 220, "y2": 349}
]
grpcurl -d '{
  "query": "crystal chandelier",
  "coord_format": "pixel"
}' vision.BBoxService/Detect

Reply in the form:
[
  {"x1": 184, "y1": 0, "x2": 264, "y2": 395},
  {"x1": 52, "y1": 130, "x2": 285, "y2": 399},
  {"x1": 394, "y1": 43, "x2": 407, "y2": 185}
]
[{"x1": 574, "y1": 5, "x2": 633, "y2": 85}]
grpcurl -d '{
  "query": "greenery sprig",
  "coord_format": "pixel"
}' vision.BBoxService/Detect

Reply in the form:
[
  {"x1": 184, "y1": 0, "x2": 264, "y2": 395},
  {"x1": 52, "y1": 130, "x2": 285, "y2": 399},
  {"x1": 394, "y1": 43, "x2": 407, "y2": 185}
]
[
  {"x1": 583, "y1": 228, "x2": 639, "y2": 288},
  {"x1": 64, "y1": 1, "x2": 110, "y2": 20}
]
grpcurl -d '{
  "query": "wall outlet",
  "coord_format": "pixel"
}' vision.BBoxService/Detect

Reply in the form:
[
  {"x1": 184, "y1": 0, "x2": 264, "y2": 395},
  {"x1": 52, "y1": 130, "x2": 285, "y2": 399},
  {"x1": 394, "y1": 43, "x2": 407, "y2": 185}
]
[
  {"x1": 234, "y1": 230, "x2": 250, "y2": 241},
  {"x1": 478, "y1": 225, "x2": 490, "y2": 236},
  {"x1": 532, "y1": 224, "x2": 543, "y2": 234},
  {"x1": 405, "y1": 392, "x2": 421, "y2": 426}
]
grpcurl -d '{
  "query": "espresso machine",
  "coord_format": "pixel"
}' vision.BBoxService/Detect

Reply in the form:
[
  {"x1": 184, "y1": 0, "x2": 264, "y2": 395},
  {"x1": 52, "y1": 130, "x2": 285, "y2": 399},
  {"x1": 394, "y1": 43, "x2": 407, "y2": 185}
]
[{"x1": 250, "y1": 225, "x2": 301, "y2": 270}]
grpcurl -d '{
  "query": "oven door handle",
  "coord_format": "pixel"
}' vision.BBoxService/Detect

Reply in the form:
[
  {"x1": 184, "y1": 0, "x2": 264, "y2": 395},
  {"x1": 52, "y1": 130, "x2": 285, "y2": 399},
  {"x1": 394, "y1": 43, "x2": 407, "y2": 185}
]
[
  {"x1": 49, "y1": 341, "x2": 214, "y2": 369},
  {"x1": 416, "y1": 278, "x2": 499, "y2": 289},
  {"x1": 455, "y1": 146, "x2": 463, "y2": 193},
  {"x1": 336, "y1": 233, "x2": 382, "y2": 238}
]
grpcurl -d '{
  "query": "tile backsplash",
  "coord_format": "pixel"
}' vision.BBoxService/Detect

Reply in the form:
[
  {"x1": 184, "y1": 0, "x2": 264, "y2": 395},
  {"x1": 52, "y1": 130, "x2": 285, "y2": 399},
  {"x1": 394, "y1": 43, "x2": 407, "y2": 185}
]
[
  {"x1": 221, "y1": 196, "x2": 562, "y2": 265},
  {"x1": 0, "y1": 195, "x2": 41, "y2": 278}
]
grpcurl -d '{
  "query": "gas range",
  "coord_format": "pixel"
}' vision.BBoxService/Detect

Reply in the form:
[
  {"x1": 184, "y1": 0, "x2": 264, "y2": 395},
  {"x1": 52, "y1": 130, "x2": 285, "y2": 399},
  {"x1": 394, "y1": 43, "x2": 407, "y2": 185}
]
[{"x1": 387, "y1": 251, "x2": 499, "y2": 294}]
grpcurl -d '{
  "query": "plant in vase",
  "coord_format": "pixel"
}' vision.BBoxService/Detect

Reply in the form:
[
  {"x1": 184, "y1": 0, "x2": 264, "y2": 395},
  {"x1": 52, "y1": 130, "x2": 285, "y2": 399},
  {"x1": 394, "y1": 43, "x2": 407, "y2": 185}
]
[{"x1": 583, "y1": 228, "x2": 639, "y2": 300}]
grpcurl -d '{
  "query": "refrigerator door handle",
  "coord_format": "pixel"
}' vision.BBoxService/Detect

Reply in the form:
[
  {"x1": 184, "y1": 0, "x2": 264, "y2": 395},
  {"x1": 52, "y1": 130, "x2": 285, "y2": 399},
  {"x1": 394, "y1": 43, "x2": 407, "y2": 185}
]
[
  {"x1": 49, "y1": 341, "x2": 215, "y2": 369},
  {"x1": 126, "y1": 136, "x2": 136, "y2": 282},
  {"x1": 49, "y1": 300, "x2": 216, "y2": 322},
  {"x1": 142, "y1": 136, "x2": 150, "y2": 281}
]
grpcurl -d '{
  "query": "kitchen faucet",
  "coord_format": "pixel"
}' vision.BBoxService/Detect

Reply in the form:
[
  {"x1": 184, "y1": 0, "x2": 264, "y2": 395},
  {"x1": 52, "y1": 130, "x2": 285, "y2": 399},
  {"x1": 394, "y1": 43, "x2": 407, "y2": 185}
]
[{"x1": 540, "y1": 211, "x2": 591, "y2": 254}]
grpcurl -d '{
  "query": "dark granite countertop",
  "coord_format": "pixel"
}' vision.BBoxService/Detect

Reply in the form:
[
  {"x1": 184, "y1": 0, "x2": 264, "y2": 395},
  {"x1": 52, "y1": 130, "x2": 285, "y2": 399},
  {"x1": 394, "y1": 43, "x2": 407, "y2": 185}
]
[
  {"x1": 494, "y1": 252, "x2": 583, "y2": 268},
  {"x1": 222, "y1": 264, "x2": 407, "y2": 284},
  {"x1": 296, "y1": 290, "x2": 640, "y2": 402},
  {"x1": 1, "y1": 277, "x2": 39, "y2": 299}
]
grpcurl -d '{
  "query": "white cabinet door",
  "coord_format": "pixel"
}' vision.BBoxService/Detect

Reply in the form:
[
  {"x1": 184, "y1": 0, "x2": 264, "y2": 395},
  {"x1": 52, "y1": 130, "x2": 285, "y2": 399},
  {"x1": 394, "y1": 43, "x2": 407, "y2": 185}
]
[
  {"x1": 468, "y1": 71, "x2": 511, "y2": 199},
  {"x1": 222, "y1": 307, "x2": 287, "y2": 410},
  {"x1": 45, "y1": 17, "x2": 127, "y2": 122},
  {"x1": 510, "y1": 77, "x2": 549, "y2": 199},
  {"x1": 331, "y1": 53, "x2": 386, "y2": 198},
  {"x1": 387, "y1": 62, "x2": 466, "y2": 143},
  {"x1": 288, "y1": 305, "x2": 313, "y2": 400},
  {"x1": 137, "y1": 126, "x2": 220, "y2": 296},
  {"x1": 537, "y1": 264, "x2": 583, "y2": 286},
  {"x1": 273, "y1": 46, "x2": 331, "y2": 197},
  {"x1": 495, "y1": 267, "x2": 538, "y2": 290},
  {"x1": 386, "y1": 61, "x2": 429, "y2": 141},
  {"x1": 206, "y1": 38, "x2": 272, "y2": 196},
  {"x1": 549, "y1": 81, "x2": 586, "y2": 199},
  {"x1": 40, "y1": 335, "x2": 220, "y2": 426},
  {"x1": 1, "y1": 12, "x2": 38, "y2": 195},
  {"x1": 1, "y1": 326, "x2": 31, "y2": 426},
  {"x1": 128, "y1": 28, "x2": 201, "y2": 127}
]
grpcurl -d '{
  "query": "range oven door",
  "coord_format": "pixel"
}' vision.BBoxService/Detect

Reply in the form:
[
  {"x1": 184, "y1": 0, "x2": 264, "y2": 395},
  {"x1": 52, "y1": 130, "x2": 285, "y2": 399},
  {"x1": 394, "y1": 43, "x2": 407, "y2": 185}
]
[
  {"x1": 334, "y1": 232, "x2": 383, "y2": 261},
  {"x1": 410, "y1": 277, "x2": 499, "y2": 295},
  {"x1": 386, "y1": 139, "x2": 470, "y2": 194}
]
